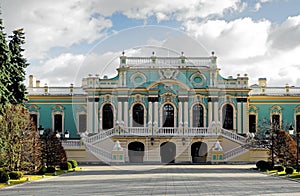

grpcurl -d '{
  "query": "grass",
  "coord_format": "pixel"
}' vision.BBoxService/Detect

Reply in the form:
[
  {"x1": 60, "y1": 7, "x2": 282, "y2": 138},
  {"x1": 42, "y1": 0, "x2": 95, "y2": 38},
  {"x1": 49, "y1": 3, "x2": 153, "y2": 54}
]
[
  {"x1": 262, "y1": 168, "x2": 300, "y2": 180},
  {"x1": 0, "y1": 167, "x2": 82, "y2": 189}
]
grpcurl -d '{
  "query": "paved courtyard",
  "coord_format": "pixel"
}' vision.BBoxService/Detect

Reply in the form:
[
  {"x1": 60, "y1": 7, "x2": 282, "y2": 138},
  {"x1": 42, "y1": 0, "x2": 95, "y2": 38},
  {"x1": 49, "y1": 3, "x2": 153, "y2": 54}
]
[{"x1": 1, "y1": 164, "x2": 300, "y2": 195}]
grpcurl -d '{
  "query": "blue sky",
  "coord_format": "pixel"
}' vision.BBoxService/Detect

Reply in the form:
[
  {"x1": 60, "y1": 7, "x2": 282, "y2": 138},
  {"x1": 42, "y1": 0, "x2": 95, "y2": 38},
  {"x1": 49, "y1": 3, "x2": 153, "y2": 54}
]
[{"x1": 1, "y1": 0, "x2": 300, "y2": 86}]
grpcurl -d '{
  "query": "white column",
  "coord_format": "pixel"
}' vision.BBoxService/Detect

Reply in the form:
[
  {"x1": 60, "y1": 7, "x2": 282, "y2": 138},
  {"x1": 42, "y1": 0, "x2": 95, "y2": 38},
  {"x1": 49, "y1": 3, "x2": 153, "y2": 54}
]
[
  {"x1": 118, "y1": 101, "x2": 122, "y2": 122},
  {"x1": 94, "y1": 101, "x2": 99, "y2": 133},
  {"x1": 119, "y1": 73, "x2": 123, "y2": 87},
  {"x1": 208, "y1": 101, "x2": 212, "y2": 125},
  {"x1": 243, "y1": 102, "x2": 249, "y2": 133},
  {"x1": 124, "y1": 101, "x2": 128, "y2": 127},
  {"x1": 148, "y1": 102, "x2": 153, "y2": 123},
  {"x1": 237, "y1": 102, "x2": 242, "y2": 134},
  {"x1": 184, "y1": 102, "x2": 188, "y2": 125},
  {"x1": 123, "y1": 72, "x2": 127, "y2": 86},
  {"x1": 87, "y1": 100, "x2": 93, "y2": 133},
  {"x1": 178, "y1": 102, "x2": 182, "y2": 125},
  {"x1": 154, "y1": 102, "x2": 158, "y2": 126},
  {"x1": 213, "y1": 101, "x2": 218, "y2": 122}
]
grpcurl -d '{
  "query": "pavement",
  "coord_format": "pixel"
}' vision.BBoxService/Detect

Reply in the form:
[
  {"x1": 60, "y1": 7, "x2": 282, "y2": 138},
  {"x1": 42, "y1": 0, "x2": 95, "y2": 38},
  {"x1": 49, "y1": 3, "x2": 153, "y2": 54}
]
[{"x1": 1, "y1": 164, "x2": 300, "y2": 196}]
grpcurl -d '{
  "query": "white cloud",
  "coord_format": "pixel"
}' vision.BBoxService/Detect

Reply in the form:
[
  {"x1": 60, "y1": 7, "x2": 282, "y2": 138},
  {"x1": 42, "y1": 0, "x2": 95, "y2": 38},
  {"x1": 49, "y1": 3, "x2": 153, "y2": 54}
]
[
  {"x1": 183, "y1": 18, "x2": 271, "y2": 59},
  {"x1": 253, "y1": 3, "x2": 262, "y2": 12},
  {"x1": 268, "y1": 15, "x2": 300, "y2": 51},
  {"x1": 27, "y1": 53, "x2": 85, "y2": 86},
  {"x1": 182, "y1": 15, "x2": 300, "y2": 86},
  {"x1": 2, "y1": 0, "x2": 112, "y2": 59}
]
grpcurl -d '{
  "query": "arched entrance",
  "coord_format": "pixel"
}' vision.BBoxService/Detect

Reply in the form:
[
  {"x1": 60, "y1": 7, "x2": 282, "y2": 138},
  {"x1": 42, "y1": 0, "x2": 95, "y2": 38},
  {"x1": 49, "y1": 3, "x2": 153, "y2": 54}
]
[
  {"x1": 132, "y1": 104, "x2": 144, "y2": 127},
  {"x1": 160, "y1": 142, "x2": 176, "y2": 163},
  {"x1": 193, "y1": 104, "x2": 204, "y2": 127},
  {"x1": 163, "y1": 104, "x2": 174, "y2": 127},
  {"x1": 191, "y1": 142, "x2": 208, "y2": 163},
  {"x1": 102, "y1": 104, "x2": 114, "y2": 129},
  {"x1": 222, "y1": 104, "x2": 233, "y2": 130},
  {"x1": 128, "y1": 142, "x2": 144, "y2": 163}
]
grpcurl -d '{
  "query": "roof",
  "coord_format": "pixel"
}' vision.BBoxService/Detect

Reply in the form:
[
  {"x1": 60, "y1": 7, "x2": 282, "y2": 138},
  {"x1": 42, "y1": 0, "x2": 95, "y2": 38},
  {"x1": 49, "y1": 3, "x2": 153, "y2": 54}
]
[
  {"x1": 27, "y1": 87, "x2": 86, "y2": 96},
  {"x1": 250, "y1": 86, "x2": 300, "y2": 96}
]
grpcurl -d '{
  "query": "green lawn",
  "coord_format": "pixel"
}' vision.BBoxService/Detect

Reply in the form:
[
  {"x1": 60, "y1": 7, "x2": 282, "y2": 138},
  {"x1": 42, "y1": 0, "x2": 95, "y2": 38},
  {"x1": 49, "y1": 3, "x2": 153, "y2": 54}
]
[
  {"x1": 0, "y1": 167, "x2": 82, "y2": 189},
  {"x1": 267, "y1": 169, "x2": 300, "y2": 180}
]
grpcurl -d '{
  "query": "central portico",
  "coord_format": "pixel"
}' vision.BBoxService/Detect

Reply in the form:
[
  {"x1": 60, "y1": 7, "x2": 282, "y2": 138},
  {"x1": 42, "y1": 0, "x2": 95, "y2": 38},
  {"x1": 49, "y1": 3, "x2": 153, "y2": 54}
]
[{"x1": 80, "y1": 52, "x2": 253, "y2": 163}]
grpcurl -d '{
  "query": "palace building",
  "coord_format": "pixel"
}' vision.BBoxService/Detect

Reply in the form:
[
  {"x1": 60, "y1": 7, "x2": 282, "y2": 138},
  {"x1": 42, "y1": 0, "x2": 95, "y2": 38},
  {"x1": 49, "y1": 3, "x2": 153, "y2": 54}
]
[{"x1": 26, "y1": 52, "x2": 300, "y2": 164}]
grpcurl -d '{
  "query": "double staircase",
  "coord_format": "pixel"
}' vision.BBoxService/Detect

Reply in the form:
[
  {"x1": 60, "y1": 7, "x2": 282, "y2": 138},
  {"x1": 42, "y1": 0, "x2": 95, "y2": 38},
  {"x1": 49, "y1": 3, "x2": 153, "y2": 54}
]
[{"x1": 63, "y1": 122, "x2": 251, "y2": 163}]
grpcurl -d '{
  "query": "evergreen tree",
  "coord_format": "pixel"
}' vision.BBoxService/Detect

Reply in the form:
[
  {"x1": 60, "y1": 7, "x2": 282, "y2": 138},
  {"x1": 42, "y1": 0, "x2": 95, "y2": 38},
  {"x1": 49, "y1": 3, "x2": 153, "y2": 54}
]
[
  {"x1": 273, "y1": 129, "x2": 297, "y2": 166},
  {"x1": 41, "y1": 129, "x2": 67, "y2": 167},
  {"x1": 0, "y1": 105, "x2": 42, "y2": 172},
  {"x1": 0, "y1": 14, "x2": 12, "y2": 107},
  {"x1": 8, "y1": 28, "x2": 28, "y2": 104}
]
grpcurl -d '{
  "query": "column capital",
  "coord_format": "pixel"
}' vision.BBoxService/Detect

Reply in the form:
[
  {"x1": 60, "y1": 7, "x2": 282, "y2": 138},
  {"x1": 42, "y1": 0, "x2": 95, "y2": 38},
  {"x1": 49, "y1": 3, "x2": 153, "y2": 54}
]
[
  {"x1": 208, "y1": 97, "x2": 218, "y2": 102},
  {"x1": 178, "y1": 97, "x2": 189, "y2": 102}
]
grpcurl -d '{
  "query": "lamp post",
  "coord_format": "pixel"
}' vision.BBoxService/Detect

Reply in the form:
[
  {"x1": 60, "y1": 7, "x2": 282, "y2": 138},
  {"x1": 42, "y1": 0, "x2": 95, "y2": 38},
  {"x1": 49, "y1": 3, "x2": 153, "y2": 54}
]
[
  {"x1": 38, "y1": 125, "x2": 44, "y2": 136},
  {"x1": 265, "y1": 125, "x2": 277, "y2": 167},
  {"x1": 288, "y1": 124, "x2": 299, "y2": 172}
]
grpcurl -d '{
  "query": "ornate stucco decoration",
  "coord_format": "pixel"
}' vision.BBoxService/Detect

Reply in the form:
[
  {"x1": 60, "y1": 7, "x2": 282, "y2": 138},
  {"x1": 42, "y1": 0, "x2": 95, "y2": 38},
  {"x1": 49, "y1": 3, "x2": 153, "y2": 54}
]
[
  {"x1": 160, "y1": 92, "x2": 177, "y2": 103},
  {"x1": 159, "y1": 69, "x2": 179, "y2": 80},
  {"x1": 190, "y1": 72, "x2": 206, "y2": 87},
  {"x1": 249, "y1": 105, "x2": 258, "y2": 114},
  {"x1": 52, "y1": 105, "x2": 64, "y2": 112},
  {"x1": 130, "y1": 72, "x2": 146, "y2": 86},
  {"x1": 27, "y1": 104, "x2": 40, "y2": 112},
  {"x1": 270, "y1": 105, "x2": 282, "y2": 114}
]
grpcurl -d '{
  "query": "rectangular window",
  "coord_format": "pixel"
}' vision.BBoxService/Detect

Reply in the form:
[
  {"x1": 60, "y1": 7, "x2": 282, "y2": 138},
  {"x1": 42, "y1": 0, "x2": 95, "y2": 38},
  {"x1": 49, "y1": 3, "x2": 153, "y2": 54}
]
[
  {"x1": 54, "y1": 114, "x2": 63, "y2": 133},
  {"x1": 272, "y1": 114, "x2": 280, "y2": 127},
  {"x1": 249, "y1": 115, "x2": 256, "y2": 133},
  {"x1": 30, "y1": 114, "x2": 38, "y2": 130},
  {"x1": 79, "y1": 114, "x2": 87, "y2": 132},
  {"x1": 296, "y1": 115, "x2": 300, "y2": 134}
]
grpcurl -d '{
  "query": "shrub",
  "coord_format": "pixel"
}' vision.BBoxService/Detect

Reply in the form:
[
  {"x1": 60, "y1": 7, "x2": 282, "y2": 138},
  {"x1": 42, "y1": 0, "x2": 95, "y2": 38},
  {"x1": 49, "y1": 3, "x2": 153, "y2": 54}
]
[
  {"x1": 285, "y1": 167, "x2": 294, "y2": 175},
  {"x1": 46, "y1": 166, "x2": 56, "y2": 173},
  {"x1": 274, "y1": 165, "x2": 284, "y2": 172},
  {"x1": 39, "y1": 165, "x2": 47, "y2": 175},
  {"x1": 68, "y1": 160, "x2": 78, "y2": 169},
  {"x1": 0, "y1": 171, "x2": 9, "y2": 183},
  {"x1": 60, "y1": 162, "x2": 72, "y2": 170},
  {"x1": 9, "y1": 171, "x2": 24, "y2": 180},
  {"x1": 256, "y1": 160, "x2": 272, "y2": 170}
]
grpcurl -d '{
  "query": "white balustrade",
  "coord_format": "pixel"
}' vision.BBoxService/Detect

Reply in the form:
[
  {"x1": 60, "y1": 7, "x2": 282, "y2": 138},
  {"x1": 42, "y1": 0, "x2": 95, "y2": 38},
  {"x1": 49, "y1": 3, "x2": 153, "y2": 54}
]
[
  {"x1": 157, "y1": 127, "x2": 179, "y2": 135},
  {"x1": 61, "y1": 140, "x2": 81, "y2": 149},
  {"x1": 220, "y1": 128, "x2": 246, "y2": 144},
  {"x1": 223, "y1": 145, "x2": 249, "y2": 161},
  {"x1": 86, "y1": 128, "x2": 115, "y2": 144},
  {"x1": 126, "y1": 127, "x2": 149, "y2": 135},
  {"x1": 85, "y1": 143, "x2": 112, "y2": 163}
]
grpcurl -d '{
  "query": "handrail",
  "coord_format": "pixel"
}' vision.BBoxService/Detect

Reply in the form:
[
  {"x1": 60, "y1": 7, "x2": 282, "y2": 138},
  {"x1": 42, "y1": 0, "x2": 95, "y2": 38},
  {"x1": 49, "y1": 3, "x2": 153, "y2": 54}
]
[
  {"x1": 61, "y1": 140, "x2": 82, "y2": 149},
  {"x1": 85, "y1": 143, "x2": 112, "y2": 163},
  {"x1": 224, "y1": 145, "x2": 249, "y2": 161},
  {"x1": 86, "y1": 128, "x2": 115, "y2": 144},
  {"x1": 220, "y1": 128, "x2": 246, "y2": 144}
]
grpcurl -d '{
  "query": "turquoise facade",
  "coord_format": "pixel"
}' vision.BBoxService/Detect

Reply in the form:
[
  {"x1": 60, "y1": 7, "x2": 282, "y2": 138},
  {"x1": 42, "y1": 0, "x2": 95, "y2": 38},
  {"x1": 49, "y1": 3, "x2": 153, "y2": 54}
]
[{"x1": 26, "y1": 54, "x2": 300, "y2": 139}]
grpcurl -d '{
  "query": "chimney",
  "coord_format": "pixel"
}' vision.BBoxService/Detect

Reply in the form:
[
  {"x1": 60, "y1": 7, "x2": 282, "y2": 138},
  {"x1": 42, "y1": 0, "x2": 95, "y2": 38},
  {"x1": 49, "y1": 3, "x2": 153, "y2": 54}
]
[
  {"x1": 285, "y1": 84, "x2": 290, "y2": 94},
  {"x1": 69, "y1": 83, "x2": 74, "y2": 94},
  {"x1": 36, "y1": 80, "x2": 41, "y2": 87},
  {"x1": 258, "y1": 78, "x2": 267, "y2": 87},
  {"x1": 29, "y1": 75, "x2": 34, "y2": 87}
]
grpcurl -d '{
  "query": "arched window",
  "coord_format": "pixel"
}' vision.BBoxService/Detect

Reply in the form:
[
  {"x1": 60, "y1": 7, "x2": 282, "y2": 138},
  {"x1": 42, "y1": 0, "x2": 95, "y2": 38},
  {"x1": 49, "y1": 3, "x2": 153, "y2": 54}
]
[
  {"x1": 102, "y1": 104, "x2": 114, "y2": 129},
  {"x1": 193, "y1": 104, "x2": 204, "y2": 127},
  {"x1": 163, "y1": 104, "x2": 174, "y2": 127},
  {"x1": 133, "y1": 104, "x2": 144, "y2": 127},
  {"x1": 222, "y1": 104, "x2": 233, "y2": 130}
]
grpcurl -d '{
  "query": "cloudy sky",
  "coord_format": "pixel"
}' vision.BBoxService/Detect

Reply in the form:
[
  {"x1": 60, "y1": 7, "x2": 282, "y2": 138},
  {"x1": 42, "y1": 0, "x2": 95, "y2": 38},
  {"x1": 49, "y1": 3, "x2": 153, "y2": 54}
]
[{"x1": 1, "y1": 0, "x2": 300, "y2": 87}]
